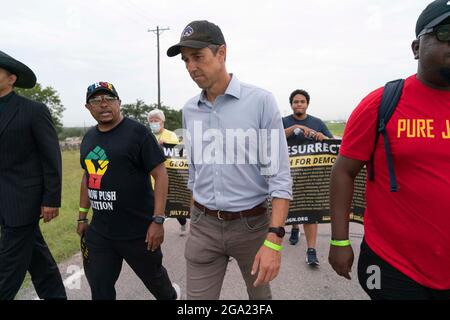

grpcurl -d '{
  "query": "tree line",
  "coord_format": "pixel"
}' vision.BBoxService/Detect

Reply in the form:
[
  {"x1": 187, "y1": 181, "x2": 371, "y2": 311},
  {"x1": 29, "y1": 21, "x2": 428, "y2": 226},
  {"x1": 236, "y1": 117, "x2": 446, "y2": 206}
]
[{"x1": 15, "y1": 84, "x2": 182, "y2": 140}]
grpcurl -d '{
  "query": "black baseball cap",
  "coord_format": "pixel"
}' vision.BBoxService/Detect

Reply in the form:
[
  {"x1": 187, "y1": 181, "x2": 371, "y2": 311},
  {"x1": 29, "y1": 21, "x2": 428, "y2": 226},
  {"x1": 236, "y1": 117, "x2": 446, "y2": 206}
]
[
  {"x1": 86, "y1": 82, "x2": 119, "y2": 103},
  {"x1": 416, "y1": 0, "x2": 450, "y2": 37},
  {"x1": 167, "y1": 20, "x2": 226, "y2": 57}
]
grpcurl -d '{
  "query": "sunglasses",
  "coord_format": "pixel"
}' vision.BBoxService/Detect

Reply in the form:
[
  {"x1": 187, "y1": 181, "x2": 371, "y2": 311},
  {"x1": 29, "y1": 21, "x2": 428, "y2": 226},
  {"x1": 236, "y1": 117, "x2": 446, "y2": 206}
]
[
  {"x1": 88, "y1": 95, "x2": 118, "y2": 106},
  {"x1": 418, "y1": 24, "x2": 450, "y2": 42}
]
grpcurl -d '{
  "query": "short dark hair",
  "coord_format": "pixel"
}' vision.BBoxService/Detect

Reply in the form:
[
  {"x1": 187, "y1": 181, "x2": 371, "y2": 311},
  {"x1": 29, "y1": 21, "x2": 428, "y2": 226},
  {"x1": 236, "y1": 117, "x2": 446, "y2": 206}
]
[
  {"x1": 208, "y1": 44, "x2": 221, "y2": 55},
  {"x1": 289, "y1": 89, "x2": 310, "y2": 105},
  {"x1": 208, "y1": 44, "x2": 226, "y2": 62}
]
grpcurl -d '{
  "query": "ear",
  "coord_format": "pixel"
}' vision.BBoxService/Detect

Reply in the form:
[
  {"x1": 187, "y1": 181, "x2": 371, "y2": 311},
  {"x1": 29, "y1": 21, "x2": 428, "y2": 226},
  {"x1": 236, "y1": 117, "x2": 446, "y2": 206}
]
[
  {"x1": 8, "y1": 73, "x2": 17, "y2": 86},
  {"x1": 411, "y1": 40, "x2": 420, "y2": 60},
  {"x1": 219, "y1": 45, "x2": 227, "y2": 62}
]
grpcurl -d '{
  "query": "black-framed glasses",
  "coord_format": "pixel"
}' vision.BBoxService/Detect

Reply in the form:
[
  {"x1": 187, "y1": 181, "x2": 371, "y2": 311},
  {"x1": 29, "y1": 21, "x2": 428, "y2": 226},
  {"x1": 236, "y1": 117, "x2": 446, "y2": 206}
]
[
  {"x1": 418, "y1": 24, "x2": 450, "y2": 42},
  {"x1": 88, "y1": 95, "x2": 118, "y2": 106}
]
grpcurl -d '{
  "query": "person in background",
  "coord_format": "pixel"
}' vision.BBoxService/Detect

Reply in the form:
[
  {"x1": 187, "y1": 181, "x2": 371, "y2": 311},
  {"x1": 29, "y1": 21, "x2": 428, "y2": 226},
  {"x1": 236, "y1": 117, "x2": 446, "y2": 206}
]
[
  {"x1": 283, "y1": 89, "x2": 333, "y2": 266},
  {"x1": 148, "y1": 109, "x2": 188, "y2": 236}
]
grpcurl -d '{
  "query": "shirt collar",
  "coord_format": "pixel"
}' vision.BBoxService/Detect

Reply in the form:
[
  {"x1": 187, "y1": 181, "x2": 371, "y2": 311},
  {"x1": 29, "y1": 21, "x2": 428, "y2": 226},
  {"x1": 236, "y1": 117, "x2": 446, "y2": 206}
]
[{"x1": 198, "y1": 74, "x2": 241, "y2": 106}]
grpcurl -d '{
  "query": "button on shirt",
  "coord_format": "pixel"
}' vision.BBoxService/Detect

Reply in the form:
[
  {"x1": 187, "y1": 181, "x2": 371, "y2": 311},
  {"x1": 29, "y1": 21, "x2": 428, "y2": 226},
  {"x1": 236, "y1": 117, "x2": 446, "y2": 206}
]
[{"x1": 182, "y1": 75, "x2": 292, "y2": 211}]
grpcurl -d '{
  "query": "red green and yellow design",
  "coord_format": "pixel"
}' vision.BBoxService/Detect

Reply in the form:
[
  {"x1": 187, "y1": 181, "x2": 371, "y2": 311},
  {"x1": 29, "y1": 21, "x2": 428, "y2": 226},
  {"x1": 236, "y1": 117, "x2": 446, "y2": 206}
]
[{"x1": 84, "y1": 146, "x2": 109, "y2": 189}]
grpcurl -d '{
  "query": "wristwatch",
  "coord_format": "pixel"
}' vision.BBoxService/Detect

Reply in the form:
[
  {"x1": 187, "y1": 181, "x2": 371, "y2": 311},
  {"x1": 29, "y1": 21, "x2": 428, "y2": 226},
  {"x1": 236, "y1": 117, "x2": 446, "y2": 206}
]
[
  {"x1": 268, "y1": 227, "x2": 285, "y2": 238},
  {"x1": 152, "y1": 215, "x2": 166, "y2": 225}
]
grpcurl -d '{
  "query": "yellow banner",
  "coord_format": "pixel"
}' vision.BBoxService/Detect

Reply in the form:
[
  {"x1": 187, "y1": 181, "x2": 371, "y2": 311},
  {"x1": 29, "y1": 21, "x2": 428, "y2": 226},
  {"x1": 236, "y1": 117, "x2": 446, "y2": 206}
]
[
  {"x1": 290, "y1": 155, "x2": 337, "y2": 168},
  {"x1": 164, "y1": 159, "x2": 189, "y2": 169}
]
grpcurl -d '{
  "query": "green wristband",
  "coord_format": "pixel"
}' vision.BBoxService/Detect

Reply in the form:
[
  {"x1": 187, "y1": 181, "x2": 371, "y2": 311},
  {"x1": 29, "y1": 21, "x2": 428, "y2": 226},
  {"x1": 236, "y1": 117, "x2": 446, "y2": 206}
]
[
  {"x1": 330, "y1": 239, "x2": 351, "y2": 247},
  {"x1": 264, "y1": 240, "x2": 283, "y2": 252},
  {"x1": 79, "y1": 207, "x2": 89, "y2": 213}
]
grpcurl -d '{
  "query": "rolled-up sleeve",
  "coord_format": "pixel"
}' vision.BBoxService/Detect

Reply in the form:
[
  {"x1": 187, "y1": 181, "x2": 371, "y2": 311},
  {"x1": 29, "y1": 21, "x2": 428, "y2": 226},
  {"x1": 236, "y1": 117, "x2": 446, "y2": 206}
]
[{"x1": 260, "y1": 93, "x2": 293, "y2": 200}]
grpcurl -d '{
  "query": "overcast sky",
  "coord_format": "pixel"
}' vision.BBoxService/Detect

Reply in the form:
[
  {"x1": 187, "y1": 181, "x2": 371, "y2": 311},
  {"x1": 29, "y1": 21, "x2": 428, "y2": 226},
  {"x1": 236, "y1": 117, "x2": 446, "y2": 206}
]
[{"x1": 2, "y1": 0, "x2": 432, "y2": 127}]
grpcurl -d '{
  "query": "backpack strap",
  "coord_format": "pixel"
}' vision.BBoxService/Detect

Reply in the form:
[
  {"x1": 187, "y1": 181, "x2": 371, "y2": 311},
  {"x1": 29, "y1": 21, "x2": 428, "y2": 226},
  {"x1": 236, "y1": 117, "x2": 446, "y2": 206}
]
[{"x1": 368, "y1": 79, "x2": 404, "y2": 192}]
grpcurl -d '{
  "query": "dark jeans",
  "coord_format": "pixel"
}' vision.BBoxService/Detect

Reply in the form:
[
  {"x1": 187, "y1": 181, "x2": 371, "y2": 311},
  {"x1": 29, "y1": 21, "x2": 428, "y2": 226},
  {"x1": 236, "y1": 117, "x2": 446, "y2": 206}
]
[
  {"x1": 0, "y1": 223, "x2": 66, "y2": 300},
  {"x1": 83, "y1": 229, "x2": 176, "y2": 300},
  {"x1": 358, "y1": 239, "x2": 450, "y2": 300}
]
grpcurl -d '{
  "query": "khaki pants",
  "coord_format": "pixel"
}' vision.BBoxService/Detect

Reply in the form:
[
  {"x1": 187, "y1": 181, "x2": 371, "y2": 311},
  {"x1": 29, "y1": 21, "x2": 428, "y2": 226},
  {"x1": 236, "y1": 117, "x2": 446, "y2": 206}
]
[{"x1": 185, "y1": 204, "x2": 272, "y2": 300}]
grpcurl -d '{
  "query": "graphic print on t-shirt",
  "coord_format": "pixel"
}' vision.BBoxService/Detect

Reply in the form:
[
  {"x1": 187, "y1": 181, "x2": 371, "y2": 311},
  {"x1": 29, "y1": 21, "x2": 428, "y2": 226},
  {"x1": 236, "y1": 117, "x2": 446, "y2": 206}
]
[
  {"x1": 397, "y1": 119, "x2": 450, "y2": 139},
  {"x1": 84, "y1": 146, "x2": 109, "y2": 189}
]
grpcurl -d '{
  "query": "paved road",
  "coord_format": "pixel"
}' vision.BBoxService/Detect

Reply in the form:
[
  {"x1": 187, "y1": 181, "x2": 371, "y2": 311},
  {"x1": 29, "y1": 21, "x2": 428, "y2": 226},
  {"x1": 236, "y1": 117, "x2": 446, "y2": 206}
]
[{"x1": 18, "y1": 219, "x2": 368, "y2": 300}]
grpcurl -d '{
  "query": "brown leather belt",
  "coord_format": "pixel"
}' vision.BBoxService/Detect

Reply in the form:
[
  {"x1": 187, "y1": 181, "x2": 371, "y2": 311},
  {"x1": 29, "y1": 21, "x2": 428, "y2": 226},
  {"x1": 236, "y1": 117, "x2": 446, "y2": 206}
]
[{"x1": 194, "y1": 201, "x2": 266, "y2": 221}]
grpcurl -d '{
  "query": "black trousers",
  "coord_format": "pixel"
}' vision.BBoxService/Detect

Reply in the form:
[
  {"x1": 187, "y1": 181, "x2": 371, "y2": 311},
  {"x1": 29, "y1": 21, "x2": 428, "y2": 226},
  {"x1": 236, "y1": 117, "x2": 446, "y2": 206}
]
[
  {"x1": 83, "y1": 229, "x2": 176, "y2": 300},
  {"x1": 0, "y1": 222, "x2": 66, "y2": 300},
  {"x1": 358, "y1": 239, "x2": 450, "y2": 300}
]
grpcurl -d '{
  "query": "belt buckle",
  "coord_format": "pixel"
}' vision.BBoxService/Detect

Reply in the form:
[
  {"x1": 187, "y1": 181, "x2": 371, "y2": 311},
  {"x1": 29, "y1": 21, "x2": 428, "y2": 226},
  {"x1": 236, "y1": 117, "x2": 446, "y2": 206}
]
[{"x1": 217, "y1": 210, "x2": 224, "y2": 221}]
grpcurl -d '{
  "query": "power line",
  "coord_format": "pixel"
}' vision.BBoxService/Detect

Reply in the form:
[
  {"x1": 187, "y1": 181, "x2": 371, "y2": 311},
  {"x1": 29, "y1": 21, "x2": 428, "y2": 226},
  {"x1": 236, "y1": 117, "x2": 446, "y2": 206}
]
[
  {"x1": 103, "y1": 1, "x2": 151, "y2": 28},
  {"x1": 148, "y1": 26, "x2": 170, "y2": 109},
  {"x1": 121, "y1": 0, "x2": 163, "y2": 26}
]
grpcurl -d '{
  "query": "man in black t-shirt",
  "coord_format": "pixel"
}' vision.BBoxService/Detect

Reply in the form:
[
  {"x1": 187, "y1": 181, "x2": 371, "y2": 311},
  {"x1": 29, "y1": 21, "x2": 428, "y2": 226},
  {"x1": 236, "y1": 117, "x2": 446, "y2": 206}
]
[
  {"x1": 77, "y1": 82, "x2": 179, "y2": 300},
  {"x1": 282, "y1": 89, "x2": 333, "y2": 267}
]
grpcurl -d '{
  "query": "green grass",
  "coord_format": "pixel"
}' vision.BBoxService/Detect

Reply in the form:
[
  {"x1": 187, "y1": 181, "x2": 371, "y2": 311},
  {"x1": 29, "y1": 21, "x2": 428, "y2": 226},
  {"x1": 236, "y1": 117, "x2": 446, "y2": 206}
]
[
  {"x1": 325, "y1": 121, "x2": 346, "y2": 137},
  {"x1": 40, "y1": 151, "x2": 83, "y2": 262}
]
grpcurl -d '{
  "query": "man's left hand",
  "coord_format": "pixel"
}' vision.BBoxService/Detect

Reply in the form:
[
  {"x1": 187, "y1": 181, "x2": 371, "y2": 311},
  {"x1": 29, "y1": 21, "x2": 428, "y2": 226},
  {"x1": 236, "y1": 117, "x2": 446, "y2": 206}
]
[
  {"x1": 307, "y1": 130, "x2": 327, "y2": 141},
  {"x1": 314, "y1": 132, "x2": 327, "y2": 141},
  {"x1": 251, "y1": 241, "x2": 281, "y2": 287},
  {"x1": 41, "y1": 207, "x2": 59, "y2": 223}
]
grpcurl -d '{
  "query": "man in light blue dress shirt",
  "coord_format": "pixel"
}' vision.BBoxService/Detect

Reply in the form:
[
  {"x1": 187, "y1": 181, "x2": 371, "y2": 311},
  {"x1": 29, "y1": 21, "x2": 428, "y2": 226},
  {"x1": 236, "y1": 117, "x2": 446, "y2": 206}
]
[{"x1": 168, "y1": 20, "x2": 292, "y2": 300}]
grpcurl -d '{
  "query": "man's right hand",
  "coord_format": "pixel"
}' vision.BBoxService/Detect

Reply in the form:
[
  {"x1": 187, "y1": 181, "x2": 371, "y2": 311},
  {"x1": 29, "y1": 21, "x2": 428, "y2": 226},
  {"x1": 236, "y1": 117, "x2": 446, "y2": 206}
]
[
  {"x1": 77, "y1": 222, "x2": 89, "y2": 237},
  {"x1": 295, "y1": 125, "x2": 310, "y2": 136},
  {"x1": 328, "y1": 245, "x2": 354, "y2": 280}
]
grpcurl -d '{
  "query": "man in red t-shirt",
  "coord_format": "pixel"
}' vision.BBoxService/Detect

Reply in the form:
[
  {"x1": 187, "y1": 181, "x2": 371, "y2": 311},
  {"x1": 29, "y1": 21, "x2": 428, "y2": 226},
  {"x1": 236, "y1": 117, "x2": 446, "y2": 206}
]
[{"x1": 329, "y1": 0, "x2": 450, "y2": 299}]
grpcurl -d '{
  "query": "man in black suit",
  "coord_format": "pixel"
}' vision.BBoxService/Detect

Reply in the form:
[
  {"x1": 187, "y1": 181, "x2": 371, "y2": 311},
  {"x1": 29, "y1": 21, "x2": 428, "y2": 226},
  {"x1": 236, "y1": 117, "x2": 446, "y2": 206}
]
[{"x1": 0, "y1": 50, "x2": 66, "y2": 300}]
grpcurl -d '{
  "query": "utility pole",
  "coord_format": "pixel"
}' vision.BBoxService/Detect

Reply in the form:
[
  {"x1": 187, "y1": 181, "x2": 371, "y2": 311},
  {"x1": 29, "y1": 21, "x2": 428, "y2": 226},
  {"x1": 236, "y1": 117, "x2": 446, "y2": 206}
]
[{"x1": 148, "y1": 26, "x2": 169, "y2": 109}]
